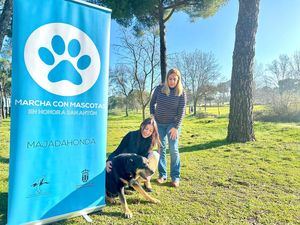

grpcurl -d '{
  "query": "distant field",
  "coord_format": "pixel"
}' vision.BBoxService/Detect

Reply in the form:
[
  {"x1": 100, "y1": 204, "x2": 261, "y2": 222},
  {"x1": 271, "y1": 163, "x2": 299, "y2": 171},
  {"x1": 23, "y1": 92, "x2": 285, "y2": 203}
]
[
  {"x1": 110, "y1": 104, "x2": 266, "y2": 118},
  {"x1": 1, "y1": 110, "x2": 299, "y2": 224},
  {"x1": 201, "y1": 105, "x2": 266, "y2": 117}
]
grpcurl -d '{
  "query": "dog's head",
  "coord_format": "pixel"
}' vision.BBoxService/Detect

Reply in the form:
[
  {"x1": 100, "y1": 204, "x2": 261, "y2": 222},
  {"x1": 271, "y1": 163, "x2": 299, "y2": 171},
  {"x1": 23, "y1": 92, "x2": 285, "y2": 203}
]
[{"x1": 124, "y1": 154, "x2": 154, "y2": 180}]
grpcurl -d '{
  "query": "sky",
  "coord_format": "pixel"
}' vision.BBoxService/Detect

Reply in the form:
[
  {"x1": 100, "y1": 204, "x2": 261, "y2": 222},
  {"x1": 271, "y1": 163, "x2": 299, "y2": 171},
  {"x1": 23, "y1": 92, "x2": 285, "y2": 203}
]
[{"x1": 109, "y1": 0, "x2": 300, "y2": 80}]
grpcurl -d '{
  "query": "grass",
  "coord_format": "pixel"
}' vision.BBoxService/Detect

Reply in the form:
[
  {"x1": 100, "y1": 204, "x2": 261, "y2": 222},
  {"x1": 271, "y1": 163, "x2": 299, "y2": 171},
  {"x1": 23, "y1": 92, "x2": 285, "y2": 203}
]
[
  {"x1": 1, "y1": 108, "x2": 300, "y2": 224},
  {"x1": 195, "y1": 105, "x2": 266, "y2": 118},
  {"x1": 110, "y1": 105, "x2": 266, "y2": 119}
]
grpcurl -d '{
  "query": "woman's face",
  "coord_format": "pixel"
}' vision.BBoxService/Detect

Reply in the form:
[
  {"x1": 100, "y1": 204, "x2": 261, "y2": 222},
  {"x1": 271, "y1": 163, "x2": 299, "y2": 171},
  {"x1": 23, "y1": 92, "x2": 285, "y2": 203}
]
[
  {"x1": 141, "y1": 124, "x2": 154, "y2": 138},
  {"x1": 167, "y1": 73, "x2": 179, "y2": 88}
]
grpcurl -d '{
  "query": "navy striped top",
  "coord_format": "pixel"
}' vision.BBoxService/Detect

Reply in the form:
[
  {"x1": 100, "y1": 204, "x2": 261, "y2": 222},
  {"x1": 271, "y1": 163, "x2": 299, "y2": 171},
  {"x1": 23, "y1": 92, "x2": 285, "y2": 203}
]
[{"x1": 150, "y1": 85, "x2": 186, "y2": 129}]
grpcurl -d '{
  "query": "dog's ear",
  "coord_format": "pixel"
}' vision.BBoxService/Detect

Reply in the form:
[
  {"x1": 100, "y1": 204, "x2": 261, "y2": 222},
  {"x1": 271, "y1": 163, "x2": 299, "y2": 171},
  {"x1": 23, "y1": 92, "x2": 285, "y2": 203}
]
[
  {"x1": 125, "y1": 157, "x2": 135, "y2": 173},
  {"x1": 127, "y1": 157, "x2": 135, "y2": 166}
]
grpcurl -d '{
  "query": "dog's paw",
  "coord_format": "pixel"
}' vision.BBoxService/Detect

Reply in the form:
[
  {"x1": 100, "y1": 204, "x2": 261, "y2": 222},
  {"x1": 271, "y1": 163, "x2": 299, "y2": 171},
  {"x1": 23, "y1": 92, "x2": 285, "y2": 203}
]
[
  {"x1": 106, "y1": 196, "x2": 116, "y2": 204},
  {"x1": 124, "y1": 210, "x2": 133, "y2": 219},
  {"x1": 151, "y1": 198, "x2": 161, "y2": 204},
  {"x1": 124, "y1": 189, "x2": 135, "y2": 195}
]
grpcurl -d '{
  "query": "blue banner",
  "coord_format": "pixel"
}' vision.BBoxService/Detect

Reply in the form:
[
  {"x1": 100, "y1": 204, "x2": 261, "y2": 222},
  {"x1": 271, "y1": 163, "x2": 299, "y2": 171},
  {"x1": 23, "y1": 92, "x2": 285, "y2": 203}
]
[{"x1": 8, "y1": 0, "x2": 111, "y2": 224}]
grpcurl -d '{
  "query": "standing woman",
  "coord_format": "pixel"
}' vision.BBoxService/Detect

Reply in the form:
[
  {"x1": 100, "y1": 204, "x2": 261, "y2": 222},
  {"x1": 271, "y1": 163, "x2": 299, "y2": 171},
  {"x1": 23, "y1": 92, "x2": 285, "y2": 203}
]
[{"x1": 150, "y1": 68, "x2": 186, "y2": 187}]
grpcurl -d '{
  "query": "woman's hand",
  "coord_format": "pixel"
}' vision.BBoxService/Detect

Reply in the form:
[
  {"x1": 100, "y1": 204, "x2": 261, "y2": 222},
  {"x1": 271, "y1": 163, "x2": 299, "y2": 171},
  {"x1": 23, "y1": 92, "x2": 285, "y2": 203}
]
[
  {"x1": 148, "y1": 150, "x2": 154, "y2": 158},
  {"x1": 169, "y1": 128, "x2": 178, "y2": 140},
  {"x1": 106, "y1": 161, "x2": 112, "y2": 172}
]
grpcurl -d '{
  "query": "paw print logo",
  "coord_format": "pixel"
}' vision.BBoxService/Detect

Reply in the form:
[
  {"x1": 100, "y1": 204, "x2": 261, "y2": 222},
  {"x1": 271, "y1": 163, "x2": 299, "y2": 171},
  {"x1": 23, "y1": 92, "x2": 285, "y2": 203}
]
[
  {"x1": 24, "y1": 23, "x2": 101, "y2": 96},
  {"x1": 39, "y1": 35, "x2": 91, "y2": 85}
]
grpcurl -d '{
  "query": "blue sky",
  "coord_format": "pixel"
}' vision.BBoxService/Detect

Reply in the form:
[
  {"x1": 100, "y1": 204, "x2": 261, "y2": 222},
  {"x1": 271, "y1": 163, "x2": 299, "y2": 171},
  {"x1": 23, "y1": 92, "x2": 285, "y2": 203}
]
[{"x1": 109, "y1": 0, "x2": 300, "y2": 80}]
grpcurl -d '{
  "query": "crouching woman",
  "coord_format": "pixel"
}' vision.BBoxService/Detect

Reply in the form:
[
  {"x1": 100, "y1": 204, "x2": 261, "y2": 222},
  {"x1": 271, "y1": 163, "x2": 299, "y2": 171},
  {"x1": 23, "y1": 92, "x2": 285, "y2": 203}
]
[{"x1": 106, "y1": 118, "x2": 160, "y2": 192}]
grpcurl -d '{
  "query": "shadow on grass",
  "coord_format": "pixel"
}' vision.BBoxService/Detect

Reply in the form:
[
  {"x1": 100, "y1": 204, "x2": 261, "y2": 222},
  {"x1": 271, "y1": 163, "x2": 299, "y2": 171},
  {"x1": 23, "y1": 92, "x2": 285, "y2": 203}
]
[
  {"x1": 0, "y1": 156, "x2": 9, "y2": 164},
  {"x1": 94, "y1": 210, "x2": 124, "y2": 218},
  {"x1": 180, "y1": 139, "x2": 229, "y2": 153},
  {"x1": 0, "y1": 192, "x2": 8, "y2": 225},
  {"x1": 51, "y1": 210, "x2": 124, "y2": 224},
  {"x1": 106, "y1": 139, "x2": 229, "y2": 158}
]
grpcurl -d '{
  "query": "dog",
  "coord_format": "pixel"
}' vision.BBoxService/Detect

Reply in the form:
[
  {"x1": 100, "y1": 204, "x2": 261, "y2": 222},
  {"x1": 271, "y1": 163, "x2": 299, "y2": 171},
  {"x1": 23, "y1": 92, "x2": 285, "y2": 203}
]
[{"x1": 106, "y1": 153, "x2": 160, "y2": 218}]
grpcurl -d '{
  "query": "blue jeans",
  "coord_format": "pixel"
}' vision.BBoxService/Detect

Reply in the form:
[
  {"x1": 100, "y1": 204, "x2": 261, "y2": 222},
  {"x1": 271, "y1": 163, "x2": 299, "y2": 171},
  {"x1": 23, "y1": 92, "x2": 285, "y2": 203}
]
[{"x1": 157, "y1": 123, "x2": 180, "y2": 182}]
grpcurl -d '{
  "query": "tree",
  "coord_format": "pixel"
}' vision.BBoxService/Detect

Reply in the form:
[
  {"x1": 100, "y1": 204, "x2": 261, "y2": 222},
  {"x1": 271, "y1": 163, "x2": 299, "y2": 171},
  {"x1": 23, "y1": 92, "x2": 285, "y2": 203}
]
[
  {"x1": 201, "y1": 84, "x2": 217, "y2": 111},
  {"x1": 115, "y1": 29, "x2": 160, "y2": 120},
  {"x1": 275, "y1": 78, "x2": 300, "y2": 112},
  {"x1": 127, "y1": 90, "x2": 141, "y2": 112},
  {"x1": 216, "y1": 80, "x2": 230, "y2": 105},
  {"x1": 97, "y1": 0, "x2": 227, "y2": 82},
  {"x1": 110, "y1": 65, "x2": 135, "y2": 116},
  {"x1": 290, "y1": 51, "x2": 300, "y2": 79},
  {"x1": 108, "y1": 95, "x2": 124, "y2": 111},
  {"x1": 175, "y1": 50, "x2": 220, "y2": 115},
  {"x1": 265, "y1": 55, "x2": 296, "y2": 112},
  {"x1": 278, "y1": 78, "x2": 300, "y2": 94},
  {"x1": 254, "y1": 86, "x2": 274, "y2": 105},
  {"x1": 0, "y1": 0, "x2": 12, "y2": 50},
  {"x1": 267, "y1": 54, "x2": 292, "y2": 87},
  {"x1": 0, "y1": 34, "x2": 11, "y2": 59},
  {"x1": 0, "y1": 58, "x2": 11, "y2": 119},
  {"x1": 227, "y1": 0, "x2": 260, "y2": 142},
  {"x1": 253, "y1": 62, "x2": 266, "y2": 89}
]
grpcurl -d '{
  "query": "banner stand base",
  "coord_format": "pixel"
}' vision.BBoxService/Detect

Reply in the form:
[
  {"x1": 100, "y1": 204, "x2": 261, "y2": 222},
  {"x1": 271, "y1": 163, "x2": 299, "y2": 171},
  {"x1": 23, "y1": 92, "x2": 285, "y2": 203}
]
[
  {"x1": 82, "y1": 213, "x2": 93, "y2": 222},
  {"x1": 24, "y1": 205, "x2": 104, "y2": 225}
]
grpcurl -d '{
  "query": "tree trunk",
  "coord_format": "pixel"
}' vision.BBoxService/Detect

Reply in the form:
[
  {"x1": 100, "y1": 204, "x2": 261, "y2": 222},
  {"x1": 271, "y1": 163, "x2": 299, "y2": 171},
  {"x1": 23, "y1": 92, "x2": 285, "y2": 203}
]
[
  {"x1": 142, "y1": 106, "x2": 146, "y2": 121},
  {"x1": 0, "y1": 82, "x2": 3, "y2": 119},
  {"x1": 227, "y1": 0, "x2": 260, "y2": 142},
  {"x1": 125, "y1": 103, "x2": 128, "y2": 117},
  {"x1": 1, "y1": 98, "x2": 4, "y2": 119},
  {"x1": 193, "y1": 100, "x2": 197, "y2": 116},
  {"x1": 158, "y1": 1, "x2": 167, "y2": 83},
  {"x1": 3, "y1": 91, "x2": 7, "y2": 118},
  {"x1": 0, "y1": 0, "x2": 13, "y2": 49},
  {"x1": 125, "y1": 98, "x2": 129, "y2": 117},
  {"x1": 8, "y1": 100, "x2": 11, "y2": 117}
]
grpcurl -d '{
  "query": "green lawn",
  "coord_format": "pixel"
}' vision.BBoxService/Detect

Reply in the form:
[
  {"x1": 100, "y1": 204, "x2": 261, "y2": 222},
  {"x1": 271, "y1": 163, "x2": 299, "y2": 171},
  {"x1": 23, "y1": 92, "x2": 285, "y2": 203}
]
[
  {"x1": 193, "y1": 105, "x2": 266, "y2": 117},
  {"x1": 1, "y1": 112, "x2": 300, "y2": 224}
]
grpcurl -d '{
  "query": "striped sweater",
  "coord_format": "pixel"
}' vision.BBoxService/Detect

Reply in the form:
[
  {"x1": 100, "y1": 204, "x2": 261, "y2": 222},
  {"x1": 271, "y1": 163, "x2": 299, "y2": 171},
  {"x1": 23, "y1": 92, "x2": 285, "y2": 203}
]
[{"x1": 150, "y1": 85, "x2": 186, "y2": 129}]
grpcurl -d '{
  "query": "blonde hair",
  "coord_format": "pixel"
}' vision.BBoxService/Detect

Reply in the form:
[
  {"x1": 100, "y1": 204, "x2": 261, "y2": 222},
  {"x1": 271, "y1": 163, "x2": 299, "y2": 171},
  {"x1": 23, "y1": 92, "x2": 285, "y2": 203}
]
[{"x1": 162, "y1": 68, "x2": 184, "y2": 96}]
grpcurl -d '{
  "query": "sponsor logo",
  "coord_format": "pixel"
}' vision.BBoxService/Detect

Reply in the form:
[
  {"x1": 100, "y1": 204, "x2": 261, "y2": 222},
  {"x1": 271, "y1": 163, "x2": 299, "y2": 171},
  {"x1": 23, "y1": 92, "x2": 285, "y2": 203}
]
[
  {"x1": 81, "y1": 169, "x2": 89, "y2": 183},
  {"x1": 32, "y1": 177, "x2": 49, "y2": 193}
]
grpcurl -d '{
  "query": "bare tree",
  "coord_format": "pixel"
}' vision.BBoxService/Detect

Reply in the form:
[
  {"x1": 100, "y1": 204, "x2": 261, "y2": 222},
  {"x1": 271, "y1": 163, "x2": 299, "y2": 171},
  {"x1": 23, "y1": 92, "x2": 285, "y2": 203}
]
[
  {"x1": 0, "y1": 58, "x2": 11, "y2": 120},
  {"x1": 110, "y1": 65, "x2": 135, "y2": 116},
  {"x1": 290, "y1": 51, "x2": 300, "y2": 79},
  {"x1": 201, "y1": 84, "x2": 217, "y2": 112},
  {"x1": 216, "y1": 80, "x2": 230, "y2": 105},
  {"x1": 253, "y1": 62, "x2": 270, "y2": 104},
  {"x1": 266, "y1": 54, "x2": 297, "y2": 112},
  {"x1": 267, "y1": 54, "x2": 292, "y2": 87},
  {"x1": 115, "y1": 29, "x2": 160, "y2": 120},
  {"x1": 253, "y1": 62, "x2": 266, "y2": 89},
  {"x1": 175, "y1": 50, "x2": 220, "y2": 115}
]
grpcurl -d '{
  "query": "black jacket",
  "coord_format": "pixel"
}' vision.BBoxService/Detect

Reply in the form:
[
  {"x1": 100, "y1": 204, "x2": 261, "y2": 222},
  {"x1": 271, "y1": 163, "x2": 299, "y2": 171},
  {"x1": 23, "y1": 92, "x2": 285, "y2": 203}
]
[{"x1": 107, "y1": 130, "x2": 152, "y2": 161}]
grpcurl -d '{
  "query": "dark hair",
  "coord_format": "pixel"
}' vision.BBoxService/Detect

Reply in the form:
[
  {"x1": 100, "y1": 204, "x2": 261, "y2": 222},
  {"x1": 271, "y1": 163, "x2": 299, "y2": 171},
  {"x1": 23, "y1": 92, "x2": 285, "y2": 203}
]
[{"x1": 140, "y1": 117, "x2": 161, "y2": 151}]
